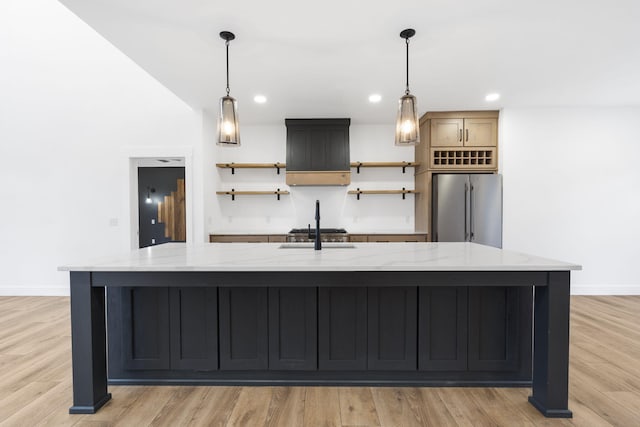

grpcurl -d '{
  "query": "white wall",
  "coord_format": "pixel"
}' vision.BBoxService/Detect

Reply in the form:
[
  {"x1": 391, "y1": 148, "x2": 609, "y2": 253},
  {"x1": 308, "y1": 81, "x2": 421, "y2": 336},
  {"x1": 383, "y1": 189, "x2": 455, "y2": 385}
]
[
  {"x1": 206, "y1": 115, "x2": 416, "y2": 234},
  {"x1": 0, "y1": 0, "x2": 200, "y2": 295},
  {"x1": 502, "y1": 107, "x2": 640, "y2": 294}
]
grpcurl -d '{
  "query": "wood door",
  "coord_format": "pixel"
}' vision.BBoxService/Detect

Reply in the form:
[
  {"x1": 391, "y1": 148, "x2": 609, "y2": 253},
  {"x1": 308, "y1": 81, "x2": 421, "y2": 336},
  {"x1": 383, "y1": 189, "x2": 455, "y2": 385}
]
[
  {"x1": 268, "y1": 287, "x2": 317, "y2": 370},
  {"x1": 169, "y1": 288, "x2": 218, "y2": 370},
  {"x1": 318, "y1": 287, "x2": 367, "y2": 370},
  {"x1": 464, "y1": 118, "x2": 497, "y2": 147},
  {"x1": 367, "y1": 287, "x2": 417, "y2": 370},
  {"x1": 219, "y1": 287, "x2": 268, "y2": 370},
  {"x1": 430, "y1": 118, "x2": 464, "y2": 147},
  {"x1": 418, "y1": 287, "x2": 468, "y2": 371}
]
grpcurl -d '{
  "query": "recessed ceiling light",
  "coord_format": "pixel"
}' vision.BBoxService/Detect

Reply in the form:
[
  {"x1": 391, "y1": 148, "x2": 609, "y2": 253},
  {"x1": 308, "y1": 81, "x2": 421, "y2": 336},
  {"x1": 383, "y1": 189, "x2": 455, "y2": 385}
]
[
  {"x1": 485, "y1": 93, "x2": 500, "y2": 102},
  {"x1": 254, "y1": 95, "x2": 267, "y2": 104},
  {"x1": 368, "y1": 94, "x2": 382, "y2": 103}
]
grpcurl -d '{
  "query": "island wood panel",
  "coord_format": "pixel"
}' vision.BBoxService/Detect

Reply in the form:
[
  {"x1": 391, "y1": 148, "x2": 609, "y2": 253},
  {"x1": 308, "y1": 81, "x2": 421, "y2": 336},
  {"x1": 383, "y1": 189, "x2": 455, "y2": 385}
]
[
  {"x1": 418, "y1": 287, "x2": 468, "y2": 371},
  {"x1": 120, "y1": 287, "x2": 170, "y2": 371},
  {"x1": 268, "y1": 287, "x2": 317, "y2": 370},
  {"x1": 218, "y1": 287, "x2": 269, "y2": 370},
  {"x1": 318, "y1": 287, "x2": 367, "y2": 370},
  {"x1": 468, "y1": 286, "x2": 532, "y2": 373},
  {"x1": 367, "y1": 287, "x2": 417, "y2": 370},
  {"x1": 107, "y1": 287, "x2": 219, "y2": 373},
  {"x1": 169, "y1": 288, "x2": 218, "y2": 371}
]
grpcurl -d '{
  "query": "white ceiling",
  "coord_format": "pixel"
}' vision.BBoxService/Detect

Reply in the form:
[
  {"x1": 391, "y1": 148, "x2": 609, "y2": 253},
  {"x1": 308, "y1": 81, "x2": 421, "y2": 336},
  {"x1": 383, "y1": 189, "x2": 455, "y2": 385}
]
[{"x1": 59, "y1": 0, "x2": 640, "y2": 125}]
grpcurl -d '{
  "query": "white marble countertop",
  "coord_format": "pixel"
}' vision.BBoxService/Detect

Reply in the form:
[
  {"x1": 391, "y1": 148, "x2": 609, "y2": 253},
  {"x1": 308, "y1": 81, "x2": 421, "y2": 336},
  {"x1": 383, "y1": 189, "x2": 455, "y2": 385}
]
[{"x1": 59, "y1": 242, "x2": 581, "y2": 272}]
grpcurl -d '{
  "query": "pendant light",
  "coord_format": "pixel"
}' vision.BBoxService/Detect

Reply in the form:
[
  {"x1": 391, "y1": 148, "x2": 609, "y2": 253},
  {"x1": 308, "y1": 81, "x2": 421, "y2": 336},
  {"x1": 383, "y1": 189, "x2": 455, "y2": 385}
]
[
  {"x1": 395, "y1": 29, "x2": 420, "y2": 146},
  {"x1": 218, "y1": 31, "x2": 240, "y2": 146}
]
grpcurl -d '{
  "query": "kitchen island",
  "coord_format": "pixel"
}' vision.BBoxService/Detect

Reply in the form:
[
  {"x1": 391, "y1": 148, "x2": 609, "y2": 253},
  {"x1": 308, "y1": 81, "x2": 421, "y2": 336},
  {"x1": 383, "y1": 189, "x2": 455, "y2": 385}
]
[{"x1": 60, "y1": 242, "x2": 580, "y2": 417}]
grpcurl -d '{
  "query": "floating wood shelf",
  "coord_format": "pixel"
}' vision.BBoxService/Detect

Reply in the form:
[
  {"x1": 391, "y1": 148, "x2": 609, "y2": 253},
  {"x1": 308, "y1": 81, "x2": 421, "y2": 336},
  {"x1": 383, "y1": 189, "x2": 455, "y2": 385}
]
[
  {"x1": 216, "y1": 162, "x2": 286, "y2": 174},
  {"x1": 216, "y1": 189, "x2": 290, "y2": 201},
  {"x1": 348, "y1": 188, "x2": 418, "y2": 200},
  {"x1": 350, "y1": 161, "x2": 419, "y2": 173}
]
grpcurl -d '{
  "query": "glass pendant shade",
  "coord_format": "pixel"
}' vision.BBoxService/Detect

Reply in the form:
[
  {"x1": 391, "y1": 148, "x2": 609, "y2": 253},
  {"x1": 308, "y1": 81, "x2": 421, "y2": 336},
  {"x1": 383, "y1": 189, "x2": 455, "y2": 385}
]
[
  {"x1": 395, "y1": 93, "x2": 420, "y2": 146},
  {"x1": 218, "y1": 95, "x2": 240, "y2": 146}
]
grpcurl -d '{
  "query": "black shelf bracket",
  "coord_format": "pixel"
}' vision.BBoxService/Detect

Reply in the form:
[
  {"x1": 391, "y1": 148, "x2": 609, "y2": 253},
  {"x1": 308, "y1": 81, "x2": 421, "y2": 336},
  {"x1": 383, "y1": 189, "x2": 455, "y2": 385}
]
[
  {"x1": 356, "y1": 162, "x2": 362, "y2": 174},
  {"x1": 402, "y1": 187, "x2": 406, "y2": 200},
  {"x1": 276, "y1": 188, "x2": 281, "y2": 200},
  {"x1": 402, "y1": 163, "x2": 407, "y2": 174},
  {"x1": 231, "y1": 188, "x2": 235, "y2": 201},
  {"x1": 356, "y1": 188, "x2": 361, "y2": 200},
  {"x1": 274, "y1": 163, "x2": 281, "y2": 175},
  {"x1": 230, "y1": 163, "x2": 235, "y2": 175}
]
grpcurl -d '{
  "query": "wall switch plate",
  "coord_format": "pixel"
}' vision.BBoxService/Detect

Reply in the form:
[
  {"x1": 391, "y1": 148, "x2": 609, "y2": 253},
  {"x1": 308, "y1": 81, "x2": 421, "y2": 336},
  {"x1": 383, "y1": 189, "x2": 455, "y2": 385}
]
[
  {"x1": 151, "y1": 238, "x2": 156, "y2": 244},
  {"x1": 151, "y1": 219, "x2": 155, "y2": 224},
  {"x1": 109, "y1": 218, "x2": 118, "y2": 227}
]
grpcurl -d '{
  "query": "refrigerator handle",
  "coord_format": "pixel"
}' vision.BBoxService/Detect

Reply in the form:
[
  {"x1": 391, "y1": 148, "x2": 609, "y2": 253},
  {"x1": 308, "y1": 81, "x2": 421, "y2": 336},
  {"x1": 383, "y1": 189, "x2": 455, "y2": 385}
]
[
  {"x1": 464, "y1": 182, "x2": 469, "y2": 240},
  {"x1": 469, "y1": 183, "x2": 475, "y2": 241}
]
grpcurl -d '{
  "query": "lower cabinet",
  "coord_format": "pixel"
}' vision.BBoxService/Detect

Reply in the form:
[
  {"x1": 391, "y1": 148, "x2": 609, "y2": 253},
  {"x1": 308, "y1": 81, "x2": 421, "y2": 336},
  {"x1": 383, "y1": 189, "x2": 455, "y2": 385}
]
[{"x1": 107, "y1": 285, "x2": 532, "y2": 381}]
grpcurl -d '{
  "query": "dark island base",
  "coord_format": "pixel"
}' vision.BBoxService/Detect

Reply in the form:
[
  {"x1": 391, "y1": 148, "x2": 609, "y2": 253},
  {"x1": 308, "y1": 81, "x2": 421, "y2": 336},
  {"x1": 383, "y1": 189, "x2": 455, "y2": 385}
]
[
  {"x1": 106, "y1": 285, "x2": 533, "y2": 386},
  {"x1": 69, "y1": 270, "x2": 572, "y2": 417}
]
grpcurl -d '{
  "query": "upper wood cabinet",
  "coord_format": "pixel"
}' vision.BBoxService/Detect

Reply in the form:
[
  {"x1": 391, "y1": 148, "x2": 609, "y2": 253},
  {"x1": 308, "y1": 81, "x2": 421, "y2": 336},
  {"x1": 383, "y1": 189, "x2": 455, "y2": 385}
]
[
  {"x1": 417, "y1": 111, "x2": 499, "y2": 172},
  {"x1": 430, "y1": 115, "x2": 497, "y2": 148}
]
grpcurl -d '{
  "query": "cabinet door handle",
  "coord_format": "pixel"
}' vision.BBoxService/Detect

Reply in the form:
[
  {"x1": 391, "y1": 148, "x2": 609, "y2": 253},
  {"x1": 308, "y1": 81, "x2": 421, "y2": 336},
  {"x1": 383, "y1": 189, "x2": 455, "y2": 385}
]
[
  {"x1": 466, "y1": 129, "x2": 469, "y2": 142},
  {"x1": 459, "y1": 129, "x2": 463, "y2": 142}
]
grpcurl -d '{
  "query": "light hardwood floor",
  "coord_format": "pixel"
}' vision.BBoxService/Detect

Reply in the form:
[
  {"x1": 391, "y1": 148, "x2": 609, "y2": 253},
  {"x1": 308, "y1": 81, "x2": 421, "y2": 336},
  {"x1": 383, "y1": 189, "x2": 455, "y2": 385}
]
[{"x1": 0, "y1": 295, "x2": 638, "y2": 426}]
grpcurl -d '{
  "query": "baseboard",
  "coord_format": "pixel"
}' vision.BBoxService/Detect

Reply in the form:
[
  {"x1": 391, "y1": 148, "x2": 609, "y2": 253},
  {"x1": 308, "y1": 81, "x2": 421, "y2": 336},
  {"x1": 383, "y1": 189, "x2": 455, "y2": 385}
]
[
  {"x1": 571, "y1": 284, "x2": 640, "y2": 295},
  {"x1": 0, "y1": 287, "x2": 69, "y2": 296}
]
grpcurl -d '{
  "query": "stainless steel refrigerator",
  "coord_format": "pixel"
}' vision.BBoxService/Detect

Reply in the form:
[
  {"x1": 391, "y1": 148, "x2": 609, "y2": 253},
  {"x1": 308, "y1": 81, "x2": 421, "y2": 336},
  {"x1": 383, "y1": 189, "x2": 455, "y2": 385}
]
[{"x1": 432, "y1": 174, "x2": 503, "y2": 248}]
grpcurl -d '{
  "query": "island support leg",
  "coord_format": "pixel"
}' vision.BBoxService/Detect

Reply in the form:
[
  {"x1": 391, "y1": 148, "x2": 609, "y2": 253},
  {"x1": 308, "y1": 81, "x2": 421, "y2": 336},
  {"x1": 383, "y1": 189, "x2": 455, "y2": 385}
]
[
  {"x1": 528, "y1": 271, "x2": 572, "y2": 418},
  {"x1": 69, "y1": 272, "x2": 111, "y2": 414}
]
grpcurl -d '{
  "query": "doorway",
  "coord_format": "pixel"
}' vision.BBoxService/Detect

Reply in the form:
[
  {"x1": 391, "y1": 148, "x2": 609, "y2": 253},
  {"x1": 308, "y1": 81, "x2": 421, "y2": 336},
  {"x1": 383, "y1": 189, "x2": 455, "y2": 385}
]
[{"x1": 137, "y1": 166, "x2": 186, "y2": 248}]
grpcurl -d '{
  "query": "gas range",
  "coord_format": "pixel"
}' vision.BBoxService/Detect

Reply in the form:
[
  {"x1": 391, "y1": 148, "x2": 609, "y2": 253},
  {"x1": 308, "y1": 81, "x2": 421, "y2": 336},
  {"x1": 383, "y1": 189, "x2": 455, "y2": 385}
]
[{"x1": 287, "y1": 228, "x2": 348, "y2": 243}]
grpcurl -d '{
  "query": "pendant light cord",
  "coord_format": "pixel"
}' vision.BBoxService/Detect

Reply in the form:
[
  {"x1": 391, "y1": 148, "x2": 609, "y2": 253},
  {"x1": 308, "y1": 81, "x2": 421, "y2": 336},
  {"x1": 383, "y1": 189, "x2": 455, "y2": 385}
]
[
  {"x1": 225, "y1": 40, "x2": 230, "y2": 96},
  {"x1": 405, "y1": 37, "x2": 410, "y2": 95}
]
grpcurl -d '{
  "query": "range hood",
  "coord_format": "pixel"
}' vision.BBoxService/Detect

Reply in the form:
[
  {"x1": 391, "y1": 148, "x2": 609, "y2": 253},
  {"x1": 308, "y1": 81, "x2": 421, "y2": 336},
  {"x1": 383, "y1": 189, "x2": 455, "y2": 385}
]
[{"x1": 285, "y1": 119, "x2": 351, "y2": 186}]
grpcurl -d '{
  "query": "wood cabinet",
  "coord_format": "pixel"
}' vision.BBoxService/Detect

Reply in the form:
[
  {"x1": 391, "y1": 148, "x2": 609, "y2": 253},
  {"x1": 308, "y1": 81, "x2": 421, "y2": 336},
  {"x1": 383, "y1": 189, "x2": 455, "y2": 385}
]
[
  {"x1": 430, "y1": 117, "x2": 497, "y2": 148},
  {"x1": 417, "y1": 111, "x2": 498, "y2": 171},
  {"x1": 348, "y1": 233, "x2": 427, "y2": 242},
  {"x1": 209, "y1": 234, "x2": 286, "y2": 243}
]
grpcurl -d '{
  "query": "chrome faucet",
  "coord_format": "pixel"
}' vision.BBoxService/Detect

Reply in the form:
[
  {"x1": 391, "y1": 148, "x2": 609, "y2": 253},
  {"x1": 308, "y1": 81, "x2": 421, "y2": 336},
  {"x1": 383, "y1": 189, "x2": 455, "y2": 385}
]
[{"x1": 314, "y1": 200, "x2": 321, "y2": 250}]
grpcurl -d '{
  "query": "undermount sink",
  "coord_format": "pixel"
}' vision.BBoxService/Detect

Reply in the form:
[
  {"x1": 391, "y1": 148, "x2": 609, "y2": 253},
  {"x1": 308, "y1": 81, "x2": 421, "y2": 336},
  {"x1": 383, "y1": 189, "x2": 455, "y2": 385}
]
[{"x1": 278, "y1": 243, "x2": 356, "y2": 249}]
